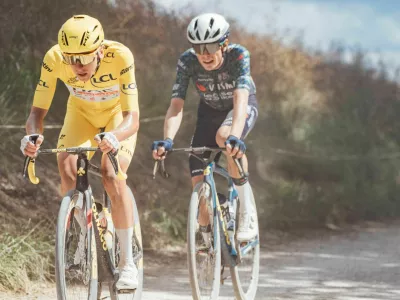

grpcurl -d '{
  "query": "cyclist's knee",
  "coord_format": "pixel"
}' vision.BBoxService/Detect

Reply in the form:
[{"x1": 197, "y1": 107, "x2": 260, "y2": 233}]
[
  {"x1": 191, "y1": 175, "x2": 204, "y2": 188},
  {"x1": 58, "y1": 153, "x2": 77, "y2": 182},
  {"x1": 216, "y1": 127, "x2": 230, "y2": 147}
]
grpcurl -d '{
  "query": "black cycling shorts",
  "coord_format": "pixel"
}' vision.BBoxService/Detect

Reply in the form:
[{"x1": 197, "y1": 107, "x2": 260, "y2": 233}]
[{"x1": 189, "y1": 101, "x2": 258, "y2": 177}]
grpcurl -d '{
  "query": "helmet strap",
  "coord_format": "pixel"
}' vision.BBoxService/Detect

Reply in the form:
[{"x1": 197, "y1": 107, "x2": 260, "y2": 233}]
[{"x1": 91, "y1": 54, "x2": 102, "y2": 78}]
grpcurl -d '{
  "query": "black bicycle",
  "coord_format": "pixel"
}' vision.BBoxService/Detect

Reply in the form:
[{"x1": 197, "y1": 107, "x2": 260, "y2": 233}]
[
  {"x1": 153, "y1": 147, "x2": 260, "y2": 300},
  {"x1": 23, "y1": 134, "x2": 143, "y2": 300}
]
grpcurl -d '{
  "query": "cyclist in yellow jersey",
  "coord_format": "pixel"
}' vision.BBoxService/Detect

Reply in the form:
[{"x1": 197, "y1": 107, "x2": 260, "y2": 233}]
[{"x1": 20, "y1": 15, "x2": 139, "y2": 290}]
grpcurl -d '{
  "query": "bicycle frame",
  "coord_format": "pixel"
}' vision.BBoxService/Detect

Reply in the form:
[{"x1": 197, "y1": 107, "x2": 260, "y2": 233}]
[
  {"x1": 153, "y1": 147, "x2": 260, "y2": 263},
  {"x1": 203, "y1": 160, "x2": 238, "y2": 258}
]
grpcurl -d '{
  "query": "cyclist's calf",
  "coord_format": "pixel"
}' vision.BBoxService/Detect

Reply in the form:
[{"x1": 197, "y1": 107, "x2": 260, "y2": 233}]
[{"x1": 58, "y1": 153, "x2": 78, "y2": 195}]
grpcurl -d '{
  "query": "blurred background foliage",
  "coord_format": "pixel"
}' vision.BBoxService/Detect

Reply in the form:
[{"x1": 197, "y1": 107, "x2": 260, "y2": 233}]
[{"x1": 2, "y1": 1, "x2": 400, "y2": 289}]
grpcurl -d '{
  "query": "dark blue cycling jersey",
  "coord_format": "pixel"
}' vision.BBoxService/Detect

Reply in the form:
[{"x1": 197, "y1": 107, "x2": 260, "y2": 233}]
[{"x1": 171, "y1": 44, "x2": 257, "y2": 111}]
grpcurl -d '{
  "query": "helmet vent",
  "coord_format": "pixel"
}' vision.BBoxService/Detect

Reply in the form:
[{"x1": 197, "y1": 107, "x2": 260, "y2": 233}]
[
  {"x1": 204, "y1": 29, "x2": 210, "y2": 40},
  {"x1": 62, "y1": 31, "x2": 69, "y2": 46},
  {"x1": 194, "y1": 19, "x2": 198, "y2": 30},
  {"x1": 209, "y1": 18, "x2": 214, "y2": 28},
  {"x1": 195, "y1": 30, "x2": 201, "y2": 40},
  {"x1": 188, "y1": 32, "x2": 195, "y2": 41},
  {"x1": 93, "y1": 25, "x2": 98, "y2": 31},
  {"x1": 93, "y1": 35, "x2": 100, "y2": 45},
  {"x1": 212, "y1": 29, "x2": 220, "y2": 38},
  {"x1": 80, "y1": 32, "x2": 86, "y2": 46}
]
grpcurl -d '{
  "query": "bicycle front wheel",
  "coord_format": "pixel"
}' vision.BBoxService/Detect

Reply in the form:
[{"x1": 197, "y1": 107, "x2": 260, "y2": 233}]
[
  {"x1": 187, "y1": 183, "x2": 221, "y2": 300},
  {"x1": 55, "y1": 191, "x2": 98, "y2": 300}
]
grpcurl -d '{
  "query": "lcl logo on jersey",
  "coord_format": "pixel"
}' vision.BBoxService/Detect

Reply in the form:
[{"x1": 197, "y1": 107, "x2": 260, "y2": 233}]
[
  {"x1": 122, "y1": 83, "x2": 137, "y2": 90},
  {"x1": 92, "y1": 74, "x2": 117, "y2": 84},
  {"x1": 121, "y1": 82, "x2": 137, "y2": 95},
  {"x1": 38, "y1": 79, "x2": 49, "y2": 88}
]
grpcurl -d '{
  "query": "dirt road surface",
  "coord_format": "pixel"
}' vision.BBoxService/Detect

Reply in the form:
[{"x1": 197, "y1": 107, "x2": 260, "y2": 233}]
[{"x1": 2, "y1": 222, "x2": 400, "y2": 299}]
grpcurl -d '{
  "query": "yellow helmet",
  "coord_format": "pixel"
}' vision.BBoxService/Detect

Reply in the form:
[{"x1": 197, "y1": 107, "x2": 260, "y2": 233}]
[{"x1": 58, "y1": 15, "x2": 104, "y2": 54}]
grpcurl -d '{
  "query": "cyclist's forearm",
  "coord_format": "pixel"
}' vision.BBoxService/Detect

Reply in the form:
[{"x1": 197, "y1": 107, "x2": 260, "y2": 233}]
[
  {"x1": 111, "y1": 111, "x2": 139, "y2": 141},
  {"x1": 164, "y1": 98, "x2": 184, "y2": 140},
  {"x1": 25, "y1": 106, "x2": 48, "y2": 135},
  {"x1": 230, "y1": 89, "x2": 249, "y2": 138}
]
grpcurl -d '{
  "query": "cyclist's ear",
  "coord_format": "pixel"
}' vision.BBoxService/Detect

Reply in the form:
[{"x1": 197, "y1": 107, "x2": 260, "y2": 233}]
[
  {"x1": 222, "y1": 39, "x2": 229, "y2": 51},
  {"x1": 97, "y1": 45, "x2": 105, "y2": 60}
]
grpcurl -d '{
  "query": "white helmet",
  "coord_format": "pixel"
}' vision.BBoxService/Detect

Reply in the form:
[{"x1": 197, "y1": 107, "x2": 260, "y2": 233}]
[{"x1": 187, "y1": 13, "x2": 230, "y2": 44}]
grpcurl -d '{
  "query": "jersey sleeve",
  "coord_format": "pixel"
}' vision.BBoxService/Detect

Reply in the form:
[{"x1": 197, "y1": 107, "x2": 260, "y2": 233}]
[
  {"x1": 171, "y1": 52, "x2": 192, "y2": 100},
  {"x1": 234, "y1": 47, "x2": 253, "y2": 91},
  {"x1": 32, "y1": 49, "x2": 58, "y2": 110},
  {"x1": 117, "y1": 48, "x2": 139, "y2": 114}
]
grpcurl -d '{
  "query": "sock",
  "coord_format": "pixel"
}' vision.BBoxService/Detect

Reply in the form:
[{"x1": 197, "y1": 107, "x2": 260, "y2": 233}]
[
  {"x1": 234, "y1": 181, "x2": 255, "y2": 215},
  {"x1": 116, "y1": 227, "x2": 134, "y2": 267}
]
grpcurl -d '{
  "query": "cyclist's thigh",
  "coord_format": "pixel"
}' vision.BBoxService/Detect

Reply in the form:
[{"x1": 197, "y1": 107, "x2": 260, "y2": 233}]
[
  {"x1": 217, "y1": 103, "x2": 258, "y2": 140},
  {"x1": 189, "y1": 114, "x2": 225, "y2": 177},
  {"x1": 57, "y1": 100, "x2": 99, "y2": 167},
  {"x1": 103, "y1": 111, "x2": 137, "y2": 170}
]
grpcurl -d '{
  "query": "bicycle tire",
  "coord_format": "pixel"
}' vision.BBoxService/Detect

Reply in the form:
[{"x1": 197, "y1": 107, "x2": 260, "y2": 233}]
[
  {"x1": 230, "y1": 190, "x2": 260, "y2": 300},
  {"x1": 187, "y1": 182, "x2": 221, "y2": 300},
  {"x1": 55, "y1": 190, "x2": 98, "y2": 300}
]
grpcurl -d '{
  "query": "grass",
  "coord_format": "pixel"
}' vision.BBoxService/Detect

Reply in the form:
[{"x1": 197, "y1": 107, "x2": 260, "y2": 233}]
[{"x1": 0, "y1": 218, "x2": 55, "y2": 292}]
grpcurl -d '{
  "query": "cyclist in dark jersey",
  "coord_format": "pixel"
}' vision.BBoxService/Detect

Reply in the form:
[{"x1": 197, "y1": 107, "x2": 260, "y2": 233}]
[{"x1": 152, "y1": 13, "x2": 258, "y2": 241}]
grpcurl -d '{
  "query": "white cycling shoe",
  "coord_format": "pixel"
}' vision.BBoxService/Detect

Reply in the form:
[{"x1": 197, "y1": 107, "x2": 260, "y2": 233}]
[
  {"x1": 116, "y1": 263, "x2": 139, "y2": 290},
  {"x1": 236, "y1": 211, "x2": 258, "y2": 242}
]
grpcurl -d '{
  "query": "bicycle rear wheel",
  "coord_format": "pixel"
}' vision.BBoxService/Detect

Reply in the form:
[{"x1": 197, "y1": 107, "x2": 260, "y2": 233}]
[
  {"x1": 230, "y1": 193, "x2": 260, "y2": 300},
  {"x1": 188, "y1": 182, "x2": 221, "y2": 300},
  {"x1": 55, "y1": 190, "x2": 98, "y2": 300}
]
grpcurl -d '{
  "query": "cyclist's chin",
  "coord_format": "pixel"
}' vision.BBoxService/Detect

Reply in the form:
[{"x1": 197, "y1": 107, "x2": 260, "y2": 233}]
[
  {"x1": 200, "y1": 60, "x2": 220, "y2": 71},
  {"x1": 76, "y1": 73, "x2": 91, "y2": 82}
]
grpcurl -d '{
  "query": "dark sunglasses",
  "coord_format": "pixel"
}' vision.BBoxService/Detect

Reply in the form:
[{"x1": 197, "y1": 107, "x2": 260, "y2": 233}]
[{"x1": 192, "y1": 42, "x2": 222, "y2": 55}]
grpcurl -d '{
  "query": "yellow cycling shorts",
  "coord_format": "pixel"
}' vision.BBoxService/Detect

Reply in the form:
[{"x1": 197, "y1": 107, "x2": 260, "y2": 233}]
[{"x1": 57, "y1": 99, "x2": 137, "y2": 162}]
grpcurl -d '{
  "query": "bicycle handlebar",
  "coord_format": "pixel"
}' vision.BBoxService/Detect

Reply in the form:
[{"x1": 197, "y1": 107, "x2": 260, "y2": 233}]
[
  {"x1": 22, "y1": 135, "x2": 127, "y2": 184},
  {"x1": 152, "y1": 146, "x2": 245, "y2": 179}
]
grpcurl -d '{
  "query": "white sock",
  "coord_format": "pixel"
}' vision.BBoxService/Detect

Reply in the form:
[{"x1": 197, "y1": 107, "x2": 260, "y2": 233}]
[
  {"x1": 116, "y1": 227, "x2": 134, "y2": 268},
  {"x1": 234, "y1": 182, "x2": 255, "y2": 215}
]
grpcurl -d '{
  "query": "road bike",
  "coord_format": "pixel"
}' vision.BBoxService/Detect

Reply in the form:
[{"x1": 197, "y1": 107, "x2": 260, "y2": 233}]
[
  {"x1": 23, "y1": 134, "x2": 143, "y2": 300},
  {"x1": 153, "y1": 146, "x2": 260, "y2": 300}
]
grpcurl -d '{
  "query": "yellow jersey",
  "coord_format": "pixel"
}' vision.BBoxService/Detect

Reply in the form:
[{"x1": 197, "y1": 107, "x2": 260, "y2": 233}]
[{"x1": 33, "y1": 40, "x2": 139, "y2": 125}]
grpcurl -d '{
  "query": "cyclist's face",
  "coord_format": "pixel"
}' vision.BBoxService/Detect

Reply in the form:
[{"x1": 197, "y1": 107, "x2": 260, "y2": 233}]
[
  {"x1": 69, "y1": 48, "x2": 104, "y2": 82},
  {"x1": 196, "y1": 48, "x2": 224, "y2": 71}
]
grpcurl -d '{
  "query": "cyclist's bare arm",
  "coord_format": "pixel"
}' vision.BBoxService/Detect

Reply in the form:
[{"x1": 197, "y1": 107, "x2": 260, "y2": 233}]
[
  {"x1": 110, "y1": 111, "x2": 140, "y2": 141},
  {"x1": 164, "y1": 97, "x2": 184, "y2": 140},
  {"x1": 230, "y1": 89, "x2": 249, "y2": 138},
  {"x1": 23, "y1": 106, "x2": 48, "y2": 156},
  {"x1": 151, "y1": 98, "x2": 184, "y2": 160}
]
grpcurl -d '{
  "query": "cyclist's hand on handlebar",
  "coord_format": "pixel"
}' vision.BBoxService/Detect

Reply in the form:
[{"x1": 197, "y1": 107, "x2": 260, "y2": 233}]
[
  {"x1": 20, "y1": 134, "x2": 44, "y2": 157},
  {"x1": 225, "y1": 135, "x2": 246, "y2": 158},
  {"x1": 151, "y1": 138, "x2": 173, "y2": 160},
  {"x1": 94, "y1": 132, "x2": 120, "y2": 154}
]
